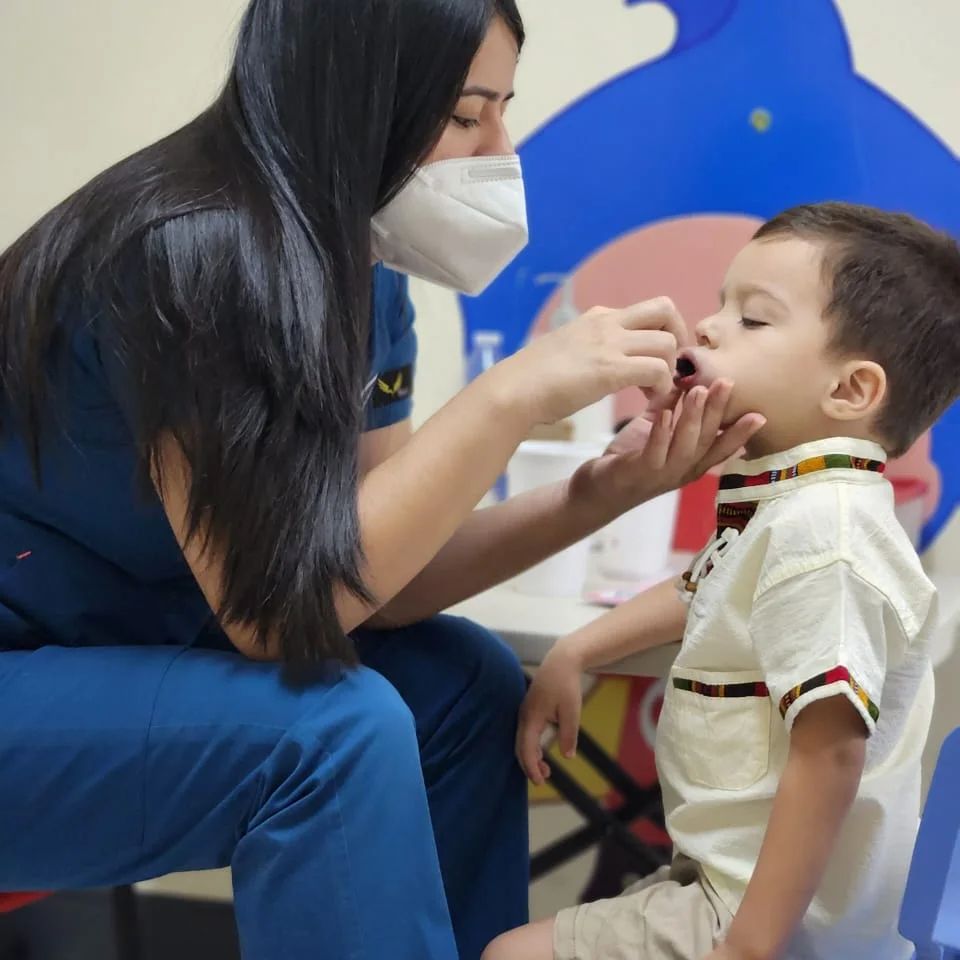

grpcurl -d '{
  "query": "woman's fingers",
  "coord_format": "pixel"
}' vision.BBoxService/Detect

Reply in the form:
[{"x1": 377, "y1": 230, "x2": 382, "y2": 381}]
[
  {"x1": 666, "y1": 386, "x2": 708, "y2": 463},
  {"x1": 622, "y1": 329, "x2": 679, "y2": 362},
  {"x1": 511, "y1": 296, "x2": 690, "y2": 423},
  {"x1": 642, "y1": 409, "x2": 673, "y2": 472},
  {"x1": 620, "y1": 356, "x2": 675, "y2": 399},
  {"x1": 616, "y1": 297, "x2": 689, "y2": 349},
  {"x1": 695, "y1": 380, "x2": 734, "y2": 456},
  {"x1": 698, "y1": 413, "x2": 767, "y2": 472},
  {"x1": 645, "y1": 383, "x2": 681, "y2": 414},
  {"x1": 666, "y1": 379, "x2": 736, "y2": 464}
]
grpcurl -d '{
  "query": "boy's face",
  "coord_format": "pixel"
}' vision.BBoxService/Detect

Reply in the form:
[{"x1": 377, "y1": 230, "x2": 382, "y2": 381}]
[{"x1": 677, "y1": 236, "x2": 845, "y2": 457}]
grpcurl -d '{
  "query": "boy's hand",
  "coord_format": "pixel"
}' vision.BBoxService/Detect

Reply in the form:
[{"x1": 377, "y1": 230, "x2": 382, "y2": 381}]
[{"x1": 516, "y1": 642, "x2": 584, "y2": 785}]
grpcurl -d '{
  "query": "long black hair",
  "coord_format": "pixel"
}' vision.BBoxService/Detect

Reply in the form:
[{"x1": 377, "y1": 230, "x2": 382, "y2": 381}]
[{"x1": 0, "y1": 0, "x2": 525, "y2": 664}]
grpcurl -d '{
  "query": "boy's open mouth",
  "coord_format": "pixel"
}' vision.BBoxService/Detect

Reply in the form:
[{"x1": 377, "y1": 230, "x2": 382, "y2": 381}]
[{"x1": 675, "y1": 353, "x2": 698, "y2": 386}]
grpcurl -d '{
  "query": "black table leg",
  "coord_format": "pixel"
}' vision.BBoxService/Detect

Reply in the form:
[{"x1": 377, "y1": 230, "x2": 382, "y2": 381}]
[{"x1": 530, "y1": 724, "x2": 669, "y2": 886}]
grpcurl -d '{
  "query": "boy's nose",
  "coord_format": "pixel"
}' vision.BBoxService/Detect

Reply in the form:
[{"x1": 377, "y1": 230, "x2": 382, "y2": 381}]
[{"x1": 696, "y1": 317, "x2": 718, "y2": 348}]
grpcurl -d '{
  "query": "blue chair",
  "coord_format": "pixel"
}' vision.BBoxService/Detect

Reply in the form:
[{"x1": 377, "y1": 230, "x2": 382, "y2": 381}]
[{"x1": 900, "y1": 727, "x2": 960, "y2": 959}]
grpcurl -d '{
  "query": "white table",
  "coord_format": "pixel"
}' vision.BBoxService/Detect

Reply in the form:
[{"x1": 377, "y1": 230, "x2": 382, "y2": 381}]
[
  {"x1": 450, "y1": 580, "x2": 680, "y2": 677},
  {"x1": 450, "y1": 569, "x2": 960, "y2": 674}
]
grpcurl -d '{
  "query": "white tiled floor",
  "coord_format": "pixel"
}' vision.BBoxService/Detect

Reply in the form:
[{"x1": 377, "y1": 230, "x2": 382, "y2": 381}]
[{"x1": 529, "y1": 804, "x2": 597, "y2": 921}]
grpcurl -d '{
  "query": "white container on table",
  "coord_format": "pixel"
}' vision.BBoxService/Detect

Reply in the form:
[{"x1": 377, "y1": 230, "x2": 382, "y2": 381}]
[
  {"x1": 598, "y1": 489, "x2": 680, "y2": 581},
  {"x1": 508, "y1": 439, "x2": 607, "y2": 597}
]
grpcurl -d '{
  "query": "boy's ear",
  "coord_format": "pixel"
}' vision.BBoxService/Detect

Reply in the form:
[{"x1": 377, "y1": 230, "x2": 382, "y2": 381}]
[{"x1": 822, "y1": 360, "x2": 887, "y2": 423}]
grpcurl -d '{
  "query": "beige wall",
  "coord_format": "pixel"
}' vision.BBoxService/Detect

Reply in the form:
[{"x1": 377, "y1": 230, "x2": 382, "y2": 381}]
[
  {"x1": 1, "y1": 0, "x2": 246, "y2": 245},
  {"x1": 3, "y1": 1, "x2": 958, "y2": 423}
]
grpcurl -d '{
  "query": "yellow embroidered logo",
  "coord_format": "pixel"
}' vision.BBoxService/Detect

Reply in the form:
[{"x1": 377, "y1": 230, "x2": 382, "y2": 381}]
[
  {"x1": 377, "y1": 371, "x2": 404, "y2": 397},
  {"x1": 372, "y1": 364, "x2": 413, "y2": 408}
]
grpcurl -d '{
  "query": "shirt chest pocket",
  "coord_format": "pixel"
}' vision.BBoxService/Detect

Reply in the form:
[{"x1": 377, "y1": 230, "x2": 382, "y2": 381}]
[{"x1": 662, "y1": 668, "x2": 772, "y2": 791}]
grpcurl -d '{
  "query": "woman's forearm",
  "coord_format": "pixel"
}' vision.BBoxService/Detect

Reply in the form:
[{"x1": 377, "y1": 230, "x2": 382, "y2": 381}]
[
  {"x1": 350, "y1": 296, "x2": 689, "y2": 630},
  {"x1": 367, "y1": 479, "x2": 614, "y2": 627},
  {"x1": 343, "y1": 369, "x2": 535, "y2": 630}
]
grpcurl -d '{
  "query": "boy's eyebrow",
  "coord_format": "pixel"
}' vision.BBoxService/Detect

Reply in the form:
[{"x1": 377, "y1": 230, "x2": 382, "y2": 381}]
[{"x1": 720, "y1": 282, "x2": 790, "y2": 311}]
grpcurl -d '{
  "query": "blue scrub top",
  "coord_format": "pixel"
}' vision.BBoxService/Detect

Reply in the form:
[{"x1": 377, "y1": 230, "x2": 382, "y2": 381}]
[{"x1": 0, "y1": 265, "x2": 417, "y2": 650}]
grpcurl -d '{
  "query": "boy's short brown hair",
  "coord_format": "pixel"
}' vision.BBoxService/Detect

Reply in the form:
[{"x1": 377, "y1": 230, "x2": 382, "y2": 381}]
[{"x1": 754, "y1": 202, "x2": 960, "y2": 456}]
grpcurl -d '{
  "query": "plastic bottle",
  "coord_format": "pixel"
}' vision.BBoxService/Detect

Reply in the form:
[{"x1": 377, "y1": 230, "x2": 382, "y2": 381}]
[
  {"x1": 466, "y1": 329, "x2": 508, "y2": 502},
  {"x1": 535, "y1": 274, "x2": 612, "y2": 441}
]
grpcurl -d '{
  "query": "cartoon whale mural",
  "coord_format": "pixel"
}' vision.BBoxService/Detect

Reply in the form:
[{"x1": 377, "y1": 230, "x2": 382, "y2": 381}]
[{"x1": 461, "y1": 0, "x2": 960, "y2": 547}]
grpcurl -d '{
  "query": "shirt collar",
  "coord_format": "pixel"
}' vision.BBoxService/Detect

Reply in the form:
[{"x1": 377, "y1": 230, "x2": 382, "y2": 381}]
[{"x1": 717, "y1": 437, "x2": 888, "y2": 505}]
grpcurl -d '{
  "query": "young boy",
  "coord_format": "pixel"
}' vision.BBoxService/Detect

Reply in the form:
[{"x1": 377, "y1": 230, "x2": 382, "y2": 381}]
[{"x1": 485, "y1": 202, "x2": 960, "y2": 960}]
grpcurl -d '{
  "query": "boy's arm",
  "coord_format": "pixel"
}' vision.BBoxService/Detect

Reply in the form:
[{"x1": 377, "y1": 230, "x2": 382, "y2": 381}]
[
  {"x1": 516, "y1": 577, "x2": 687, "y2": 784},
  {"x1": 557, "y1": 575, "x2": 687, "y2": 671},
  {"x1": 709, "y1": 696, "x2": 867, "y2": 960}
]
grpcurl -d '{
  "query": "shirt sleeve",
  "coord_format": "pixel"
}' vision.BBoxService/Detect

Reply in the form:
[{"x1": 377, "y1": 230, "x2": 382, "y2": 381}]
[
  {"x1": 749, "y1": 561, "x2": 891, "y2": 736},
  {"x1": 366, "y1": 268, "x2": 418, "y2": 431}
]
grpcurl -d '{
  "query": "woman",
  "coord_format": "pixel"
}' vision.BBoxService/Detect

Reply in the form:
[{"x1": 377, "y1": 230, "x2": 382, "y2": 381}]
[{"x1": 0, "y1": 1, "x2": 761, "y2": 958}]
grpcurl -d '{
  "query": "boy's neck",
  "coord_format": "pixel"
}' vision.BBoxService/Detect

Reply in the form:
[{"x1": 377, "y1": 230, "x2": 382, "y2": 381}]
[{"x1": 743, "y1": 426, "x2": 886, "y2": 462}]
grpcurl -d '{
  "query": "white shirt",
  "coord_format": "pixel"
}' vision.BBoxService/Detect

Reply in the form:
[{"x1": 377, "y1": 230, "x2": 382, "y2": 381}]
[{"x1": 656, "y1": 437, "x2": 936, "y2": 960}]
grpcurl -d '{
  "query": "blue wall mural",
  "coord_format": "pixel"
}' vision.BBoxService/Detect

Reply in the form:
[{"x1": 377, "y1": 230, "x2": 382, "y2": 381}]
[{"x1": 461, "y1": 0, "x2": 960, "y2": 546}]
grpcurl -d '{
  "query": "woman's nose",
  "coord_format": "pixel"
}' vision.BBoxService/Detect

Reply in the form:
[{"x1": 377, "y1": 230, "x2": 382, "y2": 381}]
[{"x1": 479, "y1": 117, "x2": 514, "y2": 157}]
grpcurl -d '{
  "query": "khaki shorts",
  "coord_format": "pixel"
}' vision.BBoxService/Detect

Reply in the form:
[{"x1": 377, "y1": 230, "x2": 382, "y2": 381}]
[{"x1": 554, "y1": 856, "x2": 733, "y2": 960}]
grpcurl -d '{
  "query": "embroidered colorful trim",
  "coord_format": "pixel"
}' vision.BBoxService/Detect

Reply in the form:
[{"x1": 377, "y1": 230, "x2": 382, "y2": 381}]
[
  {"x1": 720, "y1": 454, "x2": 885, "y2": 491},
  {"x1": 778, "y1": 666, "x2": 879, "y2": 723},
  {"x1": 716, "y1": 500, "x2": 759, "y2": 536},
  {"x1": 683, "y1": 453, "x2": 885, "y2": 598},
  {"x1": 673, "y1": 677, "x2": 770, "y2": 699}
]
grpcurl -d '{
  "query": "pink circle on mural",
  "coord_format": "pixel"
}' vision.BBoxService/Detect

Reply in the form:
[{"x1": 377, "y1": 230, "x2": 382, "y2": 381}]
[
  {"x1": 531, "y1": 215, "x2": 760, "y2": 423},
  {"x1": 531, "y1": 214, "x2": 940, "y2": 521}
]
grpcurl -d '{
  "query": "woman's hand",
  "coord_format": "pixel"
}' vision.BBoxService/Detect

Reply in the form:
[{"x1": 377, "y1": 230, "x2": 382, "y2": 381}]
[
  {"x1": 568, "y1": 380, "x2": 765, "y2": 520},
  {"x1": 516, "y1": 642, "x2": 585, "y2": 786},
  {"x1": 490, "y1": 297, "x2": 687, "y2": 426}
]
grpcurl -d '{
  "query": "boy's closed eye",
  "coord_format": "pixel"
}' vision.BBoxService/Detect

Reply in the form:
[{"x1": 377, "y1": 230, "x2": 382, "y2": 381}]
[{"x1": 740, "y1": 317, "x2": 769, "y2": 329}]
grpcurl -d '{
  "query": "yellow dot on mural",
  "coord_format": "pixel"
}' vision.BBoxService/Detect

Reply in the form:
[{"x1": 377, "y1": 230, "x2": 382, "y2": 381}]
[{"x1": 750, "y1": 107, "x2": 773, "y2": 133}]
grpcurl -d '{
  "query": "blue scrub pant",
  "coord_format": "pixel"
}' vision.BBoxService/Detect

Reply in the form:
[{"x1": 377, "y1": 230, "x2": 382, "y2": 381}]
[{"x1": 0, "y1": 615, "x2": 529, "y2": 960}]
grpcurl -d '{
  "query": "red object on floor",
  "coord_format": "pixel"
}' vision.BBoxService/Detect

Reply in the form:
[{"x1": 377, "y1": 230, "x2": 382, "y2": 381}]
[{"x1": 0, "y1": 892, "x2": 49, "y2": 913}]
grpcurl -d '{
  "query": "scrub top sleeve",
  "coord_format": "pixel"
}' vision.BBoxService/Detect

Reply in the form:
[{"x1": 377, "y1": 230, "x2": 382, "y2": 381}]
[{"x1": 366, "y1": 269, "x2": 418, "y2": 431}]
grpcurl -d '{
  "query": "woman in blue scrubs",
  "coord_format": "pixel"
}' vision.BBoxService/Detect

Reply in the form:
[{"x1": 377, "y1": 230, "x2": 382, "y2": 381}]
[{"x1": 0, "y1": 2, "x2": 761, "y2": 958}]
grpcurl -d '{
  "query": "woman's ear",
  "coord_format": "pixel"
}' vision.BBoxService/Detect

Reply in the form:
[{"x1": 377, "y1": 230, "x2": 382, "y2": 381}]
[{"x1": 822, "y1": 360, "x2": 887, "y2": 423}]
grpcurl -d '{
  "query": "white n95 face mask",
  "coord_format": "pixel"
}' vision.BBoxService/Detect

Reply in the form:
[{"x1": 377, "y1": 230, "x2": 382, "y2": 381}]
[{"x1": 371, "y1": 154, "x2": 528, "y2": 296}]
